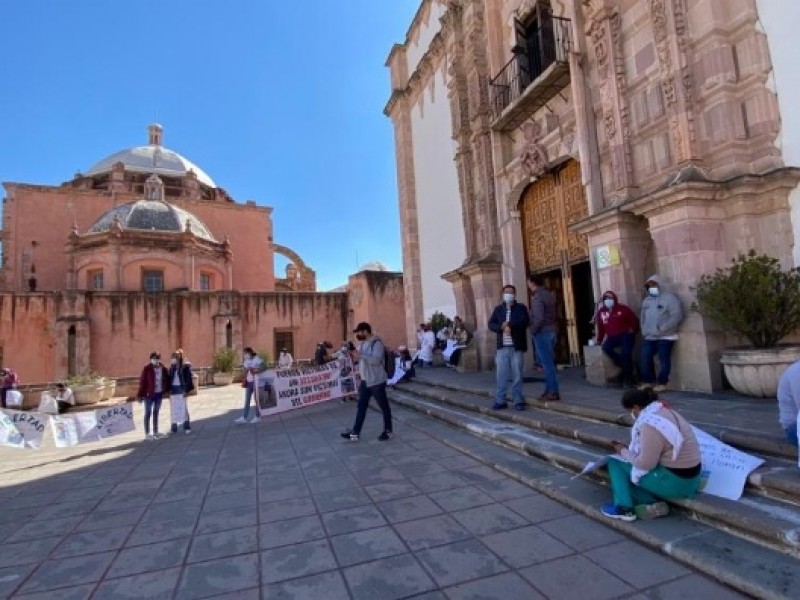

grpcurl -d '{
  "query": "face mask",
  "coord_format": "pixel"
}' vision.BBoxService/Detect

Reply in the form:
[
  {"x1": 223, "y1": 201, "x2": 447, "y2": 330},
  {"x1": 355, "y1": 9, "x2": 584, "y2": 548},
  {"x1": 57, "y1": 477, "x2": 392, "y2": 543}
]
[
  {"x1": 603, "y1": 298, "x2": 615, "y2": 309},
  {"x1": 170, "y1": 358, "x2": 177, "y2": 365},
  {"x1": 648, "y1": 286, "x2": 660, "y2": 297},
  {"x1": 244, "y1": 353, "x2": 252, "y2": 360},
  {"x1": 355, "y1": 333, "x2": 366, "y2": 341},
  {"x1": 150, "y1": 359, "x2": 158, "y2": 366},
  {"x1": 503, "y1": 293, "x2": 515, "y2": 304}
]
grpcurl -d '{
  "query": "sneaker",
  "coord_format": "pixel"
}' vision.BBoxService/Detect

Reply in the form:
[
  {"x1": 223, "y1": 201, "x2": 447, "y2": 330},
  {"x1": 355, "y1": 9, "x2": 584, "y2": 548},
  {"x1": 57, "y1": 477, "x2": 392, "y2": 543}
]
[
  {"x1": 184, "y1": 429, "x2": 193, "y2": 435},
  {"x1": 340, "y1": 430, "x2": 359, "y2": 441},
  {"x1": 652, "y1": 384, "x2": 668, "y2": 393},
  {"x1": 144, "y1": 434, "x2": 154, "y2": 441},
  {"x1": 514, "y1": 403, "x2": 525, "y2": 411},
  {"x1": 635, "y1": 501, "x2": 670, "y2": 520},
  {"x1": 601, "y1": 503, "x2": 636, "y2": 522},
  {"x1": 234, "y1": 417, "x2": 247, "y2": 424},
  {"x1": 491, "y1": 402, "x2": 508, "y2": 410},
  {"x1": 250, "y1": 416, "x2": 261, "y2": 424},
  {"x1": 378, "y1": 431, "x2": 394, "y2": 441}
]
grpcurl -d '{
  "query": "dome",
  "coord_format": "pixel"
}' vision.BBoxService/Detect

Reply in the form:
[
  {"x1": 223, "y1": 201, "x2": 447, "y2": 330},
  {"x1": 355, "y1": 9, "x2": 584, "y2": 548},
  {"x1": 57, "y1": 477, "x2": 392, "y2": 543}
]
[
  {"x1": 84, "y1": 124, "x2": 216, "y2": 188},
  {"x1": 88, "y1": 199, "x2": 217, "y2": 242},
  {"x1": 359, "y1": 261, "x2": 391, "y2": 272}
]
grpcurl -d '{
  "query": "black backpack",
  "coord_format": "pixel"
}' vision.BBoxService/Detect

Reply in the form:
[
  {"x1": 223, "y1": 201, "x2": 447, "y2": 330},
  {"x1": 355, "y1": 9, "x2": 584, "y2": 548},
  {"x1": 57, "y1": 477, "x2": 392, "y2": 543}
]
[{"x1": 371, "y1": 338, "x2": 395, "y2": 379}]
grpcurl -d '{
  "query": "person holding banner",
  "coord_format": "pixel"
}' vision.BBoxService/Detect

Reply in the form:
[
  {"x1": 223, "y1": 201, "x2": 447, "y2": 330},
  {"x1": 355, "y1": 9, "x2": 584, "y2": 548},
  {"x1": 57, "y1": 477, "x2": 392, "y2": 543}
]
[
  {"x1": 601, "y1": 388, "x2": 702, "y2": 522},
  {"x1": 235, "y1": 346, "x2": 266, "y2": 424},
  {"x1": 137, "y1": 352, "x2": 170, "y2": 440},
  {"x1": 168, "y1": 349, "x2": 194, "y2": 434},
  {"x1": 341, "y1": 322, "x2": 393, "y2": 442}
]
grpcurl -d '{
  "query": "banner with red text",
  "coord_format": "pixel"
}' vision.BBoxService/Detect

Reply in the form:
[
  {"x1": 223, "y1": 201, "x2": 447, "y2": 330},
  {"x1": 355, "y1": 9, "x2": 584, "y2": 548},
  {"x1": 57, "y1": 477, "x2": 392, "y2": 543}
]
[{"x1": 257, "y1": 359, "x2": 357, "y2": 417}]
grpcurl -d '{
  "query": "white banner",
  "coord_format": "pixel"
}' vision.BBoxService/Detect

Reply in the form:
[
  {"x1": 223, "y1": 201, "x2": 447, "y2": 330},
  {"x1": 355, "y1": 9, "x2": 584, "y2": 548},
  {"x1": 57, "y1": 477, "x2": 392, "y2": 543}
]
[
  {"x1": 258, "y1": 359, "x2": 357, "y2": 417},
  {"x1": 693, "y1": 427, "x2": 765, "y2": 500},
  {"x1": 50, "y1": 403, "x2": 136, "y2": 448},
  {"x1": 0, "y1": 409, "x2": 48, "y2": 449},
  {"x1": 169, "y1": 394, "x2": 187, "y2": 424}
]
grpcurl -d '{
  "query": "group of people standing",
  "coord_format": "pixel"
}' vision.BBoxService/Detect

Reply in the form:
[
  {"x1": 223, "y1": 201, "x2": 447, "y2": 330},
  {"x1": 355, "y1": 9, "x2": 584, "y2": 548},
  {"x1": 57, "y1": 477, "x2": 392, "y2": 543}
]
[{"x1": 137, "y1": 349, "x2": 194, "y2": 439}]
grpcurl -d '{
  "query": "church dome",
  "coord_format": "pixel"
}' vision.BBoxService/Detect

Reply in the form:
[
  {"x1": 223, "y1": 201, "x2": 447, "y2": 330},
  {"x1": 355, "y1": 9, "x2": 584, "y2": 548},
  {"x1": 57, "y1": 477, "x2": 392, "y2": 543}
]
[
  {"x1": 89, "y1": 199, "x2": 216, "y2": 242},
  {"x1": 84, "y1": 124, "x2": 216, "y2": 188},
  {"x1": 359, "y1": 261, "x2": 391, "y2": 272}
]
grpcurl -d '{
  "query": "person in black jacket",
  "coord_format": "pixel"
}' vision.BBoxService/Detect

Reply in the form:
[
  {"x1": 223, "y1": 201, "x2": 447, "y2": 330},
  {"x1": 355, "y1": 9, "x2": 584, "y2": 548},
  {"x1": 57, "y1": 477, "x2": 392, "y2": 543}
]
[
  {"x1": 167, "y1": 349, "x2": 195, "y2": 434},
  {"x1": 488, "y1": 284, "x2": 530, "y2": 411}
]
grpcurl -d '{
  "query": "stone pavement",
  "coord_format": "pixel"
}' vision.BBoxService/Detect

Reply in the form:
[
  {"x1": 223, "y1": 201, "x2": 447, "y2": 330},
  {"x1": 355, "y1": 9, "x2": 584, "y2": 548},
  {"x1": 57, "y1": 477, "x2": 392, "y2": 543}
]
[{"x1": 0, "y1": 385, "x2": 747, "y2": 599}]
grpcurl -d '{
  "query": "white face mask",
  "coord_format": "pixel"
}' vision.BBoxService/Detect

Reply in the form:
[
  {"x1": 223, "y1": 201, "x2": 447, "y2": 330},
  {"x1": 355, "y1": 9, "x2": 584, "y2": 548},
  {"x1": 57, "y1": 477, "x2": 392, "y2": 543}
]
[
  {"x1": 170, "y1": 358, "x2": 177, "y2": 365},
  {"x1": 648, "y1": 286, "x2": 660, "y2": 297},
  {"x1": 244, "y1": 353, "x2": 252, "y2": 360},
  {"x1": 150, "y1": 359, "x2": 158, "y2": 366},
  {"x1": 603, "y1": 298, "x2": 615, "y2": 309},
  {"x1": 503, "y1": 293, "x2": 515, "y2": 304}
]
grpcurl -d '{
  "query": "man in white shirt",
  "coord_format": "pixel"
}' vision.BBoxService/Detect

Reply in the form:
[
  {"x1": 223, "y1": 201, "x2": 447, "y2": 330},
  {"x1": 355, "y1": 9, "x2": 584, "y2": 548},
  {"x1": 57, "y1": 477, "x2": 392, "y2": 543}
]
[{"x1": 278, "y1": 348, "x2": 294, "y2": 368}]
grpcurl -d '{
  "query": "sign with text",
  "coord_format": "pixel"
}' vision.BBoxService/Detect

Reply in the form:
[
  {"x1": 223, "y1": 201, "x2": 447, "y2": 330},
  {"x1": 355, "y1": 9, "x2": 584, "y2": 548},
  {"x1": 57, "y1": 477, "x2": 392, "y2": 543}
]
[
  {"x1": 693, "y1": 427, "x2": 764, "y2": 500},
  {"x1": 0, "y1": 409, "x2": 48, "y2": 449},
  {"x1": 50, "y1": 403, "x2": 136, "y2": 448},
  {"x1": 259, "y1": 359, "x2": 356, "y2": 417}
]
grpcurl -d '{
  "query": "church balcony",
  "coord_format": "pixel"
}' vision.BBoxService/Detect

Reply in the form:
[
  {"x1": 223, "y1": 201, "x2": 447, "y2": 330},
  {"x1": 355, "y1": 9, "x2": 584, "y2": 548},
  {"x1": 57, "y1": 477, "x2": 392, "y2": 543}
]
[{"x1": 489, "y1": 16, "x2": 572, "y2": 132}]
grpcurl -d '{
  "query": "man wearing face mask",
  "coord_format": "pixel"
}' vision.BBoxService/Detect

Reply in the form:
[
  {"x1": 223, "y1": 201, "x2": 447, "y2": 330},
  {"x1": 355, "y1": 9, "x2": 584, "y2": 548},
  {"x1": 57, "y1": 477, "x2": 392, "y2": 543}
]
[
  {"x1": 595, "y1": 291, "x2": 640, "y2": 388},
  {"x1": 137, "y1": 352, "x2": 170, "y2": 440},
  {"x1": 528, "y1": 274, "x2": 560, "y2": 402},
  {"x1": 639, "y1": 275, "x2": 684, "y2": 392},
  {"x1": 488, "y1": 284, "x2": 530, "y2": 410},
  {"x1": 340, "y1": 322, "x2": 393, "y2": 441}
]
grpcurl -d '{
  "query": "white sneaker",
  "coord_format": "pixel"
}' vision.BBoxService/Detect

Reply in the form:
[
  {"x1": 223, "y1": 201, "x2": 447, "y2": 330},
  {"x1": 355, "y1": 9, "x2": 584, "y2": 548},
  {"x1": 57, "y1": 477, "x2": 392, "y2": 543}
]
[
  {"x1": 184, "y1": 429, "x2": 192, "y2": 435},
  {"x1": 250, "y1": 416, "x2": 261, "y2": 424},
  {"x1": 234, "y1": 417, "x2": 247, "y2": 424}
]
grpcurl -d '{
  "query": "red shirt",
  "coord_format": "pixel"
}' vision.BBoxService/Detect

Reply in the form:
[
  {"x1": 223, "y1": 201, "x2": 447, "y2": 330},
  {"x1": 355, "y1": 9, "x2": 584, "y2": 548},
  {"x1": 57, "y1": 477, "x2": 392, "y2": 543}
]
[{"x1": 596, "y1": 292, "x2": 639, "y2": 341}]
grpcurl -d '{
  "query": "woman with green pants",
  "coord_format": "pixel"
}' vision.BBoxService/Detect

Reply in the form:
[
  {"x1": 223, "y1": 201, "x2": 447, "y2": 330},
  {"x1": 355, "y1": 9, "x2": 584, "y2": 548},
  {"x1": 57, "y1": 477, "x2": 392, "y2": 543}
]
[{"x1": 602, "y1": 388, "x2": 703, "y2": 522}]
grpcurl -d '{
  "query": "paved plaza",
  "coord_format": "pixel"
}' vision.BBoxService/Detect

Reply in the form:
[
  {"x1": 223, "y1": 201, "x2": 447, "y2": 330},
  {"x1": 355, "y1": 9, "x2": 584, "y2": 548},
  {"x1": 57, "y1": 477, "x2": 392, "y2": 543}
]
[{"x1": 0, "y1": 384, "x2": 747, "y2": 599}]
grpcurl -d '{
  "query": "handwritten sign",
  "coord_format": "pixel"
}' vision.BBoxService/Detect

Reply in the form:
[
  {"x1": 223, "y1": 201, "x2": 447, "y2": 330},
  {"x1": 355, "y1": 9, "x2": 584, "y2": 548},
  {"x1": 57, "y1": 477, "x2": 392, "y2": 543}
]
[
  {"x1": 50, "y1": 403, "x2": 136, "y2": 448},
  {"x1": 0, "y1": 409, "x2": 48, "y2": 449},
  {"x1": 692, "y1": 427, "x2": 763, "y2": 500}
]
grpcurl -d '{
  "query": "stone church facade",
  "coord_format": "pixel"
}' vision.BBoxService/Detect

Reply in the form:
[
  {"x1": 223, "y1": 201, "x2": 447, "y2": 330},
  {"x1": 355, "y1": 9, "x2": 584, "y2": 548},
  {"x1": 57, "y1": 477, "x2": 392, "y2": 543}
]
[
  {"x1": 386, "y1": 0, "x2": 800, "y2": 391},
  {"x1": 1, "y1": 125, "x2": 405, "y2": 383}
]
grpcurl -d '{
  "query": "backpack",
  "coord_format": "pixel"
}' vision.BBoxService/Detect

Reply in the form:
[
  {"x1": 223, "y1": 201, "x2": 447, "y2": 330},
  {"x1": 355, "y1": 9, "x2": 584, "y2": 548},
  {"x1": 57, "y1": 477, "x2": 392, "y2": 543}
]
[{"x1": 370, "y1": 339, "x2": 395, "y2": 379}]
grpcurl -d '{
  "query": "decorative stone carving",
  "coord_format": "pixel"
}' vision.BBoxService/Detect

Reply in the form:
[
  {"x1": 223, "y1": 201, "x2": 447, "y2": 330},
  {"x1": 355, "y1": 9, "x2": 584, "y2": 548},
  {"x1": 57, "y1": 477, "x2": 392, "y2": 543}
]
[{"x1": 520, "y1": 121, "x2": 549, "y2": 178}]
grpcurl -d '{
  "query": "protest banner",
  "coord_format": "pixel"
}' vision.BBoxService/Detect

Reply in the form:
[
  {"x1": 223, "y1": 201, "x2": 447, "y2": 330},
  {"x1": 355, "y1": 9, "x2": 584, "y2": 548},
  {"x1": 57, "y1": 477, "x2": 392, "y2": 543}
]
[
  {"x1": 693, "y1": 427, "x2": 764, "y2": 500},
  {"x1": 0, "y1": 409, "x2": 48, "y2": 449},
  {"x1": 259, "y1": 359, "x2": 356, "y2": 417},
  {"x1": 50, "y1": 403, "x2": 136, "y2": 448}
]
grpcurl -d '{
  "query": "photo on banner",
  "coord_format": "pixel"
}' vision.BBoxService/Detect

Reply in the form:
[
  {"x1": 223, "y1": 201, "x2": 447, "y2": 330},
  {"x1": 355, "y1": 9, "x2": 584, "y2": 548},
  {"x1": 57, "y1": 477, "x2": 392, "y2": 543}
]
[{"x1": 50, "y1": 403, "x2": 136, "y2": 448}]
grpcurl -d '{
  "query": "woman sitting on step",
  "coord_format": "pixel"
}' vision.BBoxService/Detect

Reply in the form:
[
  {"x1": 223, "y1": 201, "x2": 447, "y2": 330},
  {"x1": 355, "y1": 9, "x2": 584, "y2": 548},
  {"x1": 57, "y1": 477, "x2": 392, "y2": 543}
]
[{"x1": 601, "y1": 388, "x2": 703, "y2": 522}]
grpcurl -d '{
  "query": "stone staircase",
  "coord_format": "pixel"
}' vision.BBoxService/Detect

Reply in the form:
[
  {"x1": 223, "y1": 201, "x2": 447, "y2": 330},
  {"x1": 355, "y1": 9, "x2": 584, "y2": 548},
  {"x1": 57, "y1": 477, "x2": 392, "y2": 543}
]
[{"x1": 386, "y1": 377, "x2": 800, "y2": 600}]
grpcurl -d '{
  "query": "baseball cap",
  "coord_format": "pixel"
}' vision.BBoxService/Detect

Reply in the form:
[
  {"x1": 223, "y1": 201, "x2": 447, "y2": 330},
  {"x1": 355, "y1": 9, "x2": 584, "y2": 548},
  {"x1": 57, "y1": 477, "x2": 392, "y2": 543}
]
[{"x1": 352, "y1": 321, "x2": 372, "y2": 333}]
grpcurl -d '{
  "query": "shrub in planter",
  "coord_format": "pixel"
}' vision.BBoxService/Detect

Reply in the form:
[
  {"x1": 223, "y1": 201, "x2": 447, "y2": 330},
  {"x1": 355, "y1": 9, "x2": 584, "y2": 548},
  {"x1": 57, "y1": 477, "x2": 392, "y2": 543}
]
[
  {"x1": 212, "y1": 347, "x2": 237, "y2": 386},
  {"x1": 693, "y1": 251, "x2": 800, "y2": 397},
  {"x1": 693, "y1": 251, "x2": 800, "y2": 348}
]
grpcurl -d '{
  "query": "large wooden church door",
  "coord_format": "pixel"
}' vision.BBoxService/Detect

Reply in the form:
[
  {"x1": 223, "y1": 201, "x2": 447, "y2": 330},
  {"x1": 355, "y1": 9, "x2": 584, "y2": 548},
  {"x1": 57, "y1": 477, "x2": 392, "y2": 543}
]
[{"x1": 520, "y1": 160, "x2": 590, "y2": 365}]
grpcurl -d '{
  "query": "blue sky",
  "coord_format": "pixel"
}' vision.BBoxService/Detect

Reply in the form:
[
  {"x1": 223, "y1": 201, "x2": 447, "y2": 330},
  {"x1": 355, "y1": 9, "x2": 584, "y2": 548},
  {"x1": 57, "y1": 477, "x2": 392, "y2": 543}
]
[{"x1": 0, "y1": 0, "x2": 420, "y2": 290}]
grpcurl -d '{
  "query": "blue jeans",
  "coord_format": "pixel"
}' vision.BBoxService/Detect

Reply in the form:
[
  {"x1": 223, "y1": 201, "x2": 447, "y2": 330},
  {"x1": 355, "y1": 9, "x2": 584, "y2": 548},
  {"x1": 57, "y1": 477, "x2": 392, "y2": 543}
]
[
  {"x1": 352, "y1": 381, "x2": 392, "y2": 435},
  {"x1": 602, "y1": 332, "x2": 635, "y2": 381},
  {"x1": 640, "y1": 339, "x2": 675, "y2": 385},
  {"x1": 534, "y1": 330, "x2": 559, "y2": 393},
  {"x1": 785, "y1": 423, "x2": 798, "y2": 447},
  {"x1": 242, "y1": 381, "x2": 256, "y2": 419},
  {"x1": 144, "y1": 392, "x2": 163, "y2": 435},
  {"x1": 495, "y1": 347, "x2": 525, "y2": 405}
]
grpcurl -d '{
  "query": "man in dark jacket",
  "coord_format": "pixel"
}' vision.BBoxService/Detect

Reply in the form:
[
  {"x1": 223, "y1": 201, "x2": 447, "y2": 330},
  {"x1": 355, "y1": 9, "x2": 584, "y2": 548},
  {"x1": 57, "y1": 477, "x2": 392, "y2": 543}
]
[
  {"x1": 137, "y1": 351, "x2": 170, "y2": 440},
  {"x1": 528, "y1": 274, "x2": 560, "y2": 401},
  {"x1": 595, "y1": 290, "x2": 640, "y2": 388},
  {"x1": 488, "y1": 284, "x2": 530, "y2": 410}
]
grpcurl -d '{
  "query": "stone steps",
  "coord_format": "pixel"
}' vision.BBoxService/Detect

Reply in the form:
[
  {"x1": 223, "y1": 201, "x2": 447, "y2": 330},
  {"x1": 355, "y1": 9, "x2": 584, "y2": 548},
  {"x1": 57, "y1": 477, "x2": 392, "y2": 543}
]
[{"x1": 386, "y1": 385, "x2": 800, "y2": 598}]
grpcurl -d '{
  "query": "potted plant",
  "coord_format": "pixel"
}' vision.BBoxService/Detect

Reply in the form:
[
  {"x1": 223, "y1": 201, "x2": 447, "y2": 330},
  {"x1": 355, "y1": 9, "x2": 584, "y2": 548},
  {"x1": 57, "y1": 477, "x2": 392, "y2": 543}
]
[
  {"x1": 212, "y1": 347, "x2": 237, "y2": 386},
  {"x1": 67, "y1": 371, "x2": 105, "y2": 405},
  {"x1": 693, "y1": 251, "x2": 800, "y2": 397}
]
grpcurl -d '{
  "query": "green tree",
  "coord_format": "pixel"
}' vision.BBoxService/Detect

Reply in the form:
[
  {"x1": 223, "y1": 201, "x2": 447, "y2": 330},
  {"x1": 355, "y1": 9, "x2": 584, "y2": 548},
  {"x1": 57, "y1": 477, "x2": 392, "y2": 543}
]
[
  {"x1": 693, "y1": 251, "x2": 800, "y2": 348},
  {"x1": 429, "y1": 311, "x2": 452, "y2": 334},
  {"x1": 212, "y1": 347, "x2": 237, "y2": 373}
]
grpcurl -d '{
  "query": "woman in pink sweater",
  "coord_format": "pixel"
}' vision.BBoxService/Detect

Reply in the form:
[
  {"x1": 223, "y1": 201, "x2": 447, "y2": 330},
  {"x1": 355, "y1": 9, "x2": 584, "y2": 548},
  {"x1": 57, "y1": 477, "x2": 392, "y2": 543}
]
[{"x1": 602, "y1": 388, "x2": 702, "y2": 522}]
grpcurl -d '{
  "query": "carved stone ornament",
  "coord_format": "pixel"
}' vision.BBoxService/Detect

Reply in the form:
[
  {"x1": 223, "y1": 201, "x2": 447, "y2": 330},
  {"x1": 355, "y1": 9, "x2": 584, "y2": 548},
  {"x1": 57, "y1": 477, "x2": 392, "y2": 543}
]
[
  {"x1": 604, "y1": 109, "x2": 617, "y2": 141},
  {"x1": 589, "y1": 20, "x2": 609, "y2": 81},
  {"x1": 661, "y1": 74, "x2": 677, "y2": 106},
  {"x1": 519, "y1": 121, "x2": 549, "y2": 177}
]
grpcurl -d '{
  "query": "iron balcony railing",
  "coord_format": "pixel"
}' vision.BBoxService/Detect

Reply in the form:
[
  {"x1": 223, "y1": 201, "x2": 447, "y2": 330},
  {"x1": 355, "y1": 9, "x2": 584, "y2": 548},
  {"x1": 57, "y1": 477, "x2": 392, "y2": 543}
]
[{"x1": 489, "y1": 16, "x2": 572, "y2": 121}]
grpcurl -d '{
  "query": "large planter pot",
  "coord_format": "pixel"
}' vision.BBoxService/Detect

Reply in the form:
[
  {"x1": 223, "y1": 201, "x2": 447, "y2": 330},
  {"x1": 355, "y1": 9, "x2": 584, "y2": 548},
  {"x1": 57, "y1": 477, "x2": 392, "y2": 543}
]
[
  {"x1": 72, "y1": 383, "x2": 104, "y2": 406},
  {"x1": 101, "y1": 379, "x2": 116, "y2": 401},
  {"x1": 720, "y1": 346, "x2": 800, "y2": 398},
  {"x1": 213, "y1": 372, "x2": 234, "y2": 386}
]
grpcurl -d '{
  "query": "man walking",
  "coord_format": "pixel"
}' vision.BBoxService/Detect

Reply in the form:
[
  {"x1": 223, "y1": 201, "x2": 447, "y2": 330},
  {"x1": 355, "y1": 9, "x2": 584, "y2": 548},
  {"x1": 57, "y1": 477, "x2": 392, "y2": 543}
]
[
  {"x1": 488, "y1": 284, "x2": 530, "y2": 410},
  {"x1": 639, "y1": 274, "x2": 684, "y2": 392},
  {"x1": 341, "y1": 322, "x2": 393, "y2": 441},
  {"x1": 528, "y1": 274, "x2": 560, "y2": 401},
  {"x1": 595, "y1": 290, "x2": 639, "y2": 388}
]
